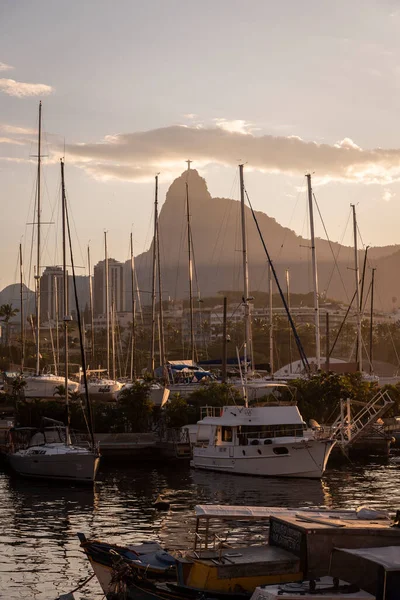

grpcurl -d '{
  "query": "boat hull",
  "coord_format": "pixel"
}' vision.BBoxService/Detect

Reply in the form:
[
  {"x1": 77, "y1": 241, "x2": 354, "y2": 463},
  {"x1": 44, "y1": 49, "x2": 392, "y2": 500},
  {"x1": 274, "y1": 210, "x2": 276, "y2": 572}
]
[
  {"x1": 82, "y1": 381, "x2": 122, "y2": 401},
  {"x1": 8, "y1": 450, "x2": 100, "y2": 483},
  {"x1": 24, "y1": 375, "x2": 79, "y2": 399},
  {"x1": 192, "y1": 439, "x2": 335, "y2": 479}
]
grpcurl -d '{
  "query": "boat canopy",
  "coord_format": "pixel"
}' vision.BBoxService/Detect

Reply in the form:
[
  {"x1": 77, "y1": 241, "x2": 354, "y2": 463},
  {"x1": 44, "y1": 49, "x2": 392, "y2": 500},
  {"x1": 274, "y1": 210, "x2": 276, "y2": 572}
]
[
  {"x1": 334, "y1": 546, "x2": 400, "y2": 571},
  {"x1": 195, "y1": 505, "x2": 278, "y2": 520},
  {"x1": 198, "y1": 405, "x2": 304, "y2": 426}
]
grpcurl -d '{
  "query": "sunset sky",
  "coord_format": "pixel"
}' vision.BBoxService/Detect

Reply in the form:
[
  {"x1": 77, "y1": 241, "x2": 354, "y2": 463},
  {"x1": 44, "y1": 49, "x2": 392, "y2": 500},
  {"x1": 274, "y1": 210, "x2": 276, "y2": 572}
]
[{"x1": 1, "y1": 0, "x2": 400, "y2": 290}]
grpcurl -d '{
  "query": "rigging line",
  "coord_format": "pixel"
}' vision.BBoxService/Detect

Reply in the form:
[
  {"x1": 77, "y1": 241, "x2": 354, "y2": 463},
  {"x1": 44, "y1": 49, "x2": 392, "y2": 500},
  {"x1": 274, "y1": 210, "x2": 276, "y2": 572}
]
[
  {"x1": 210, "y1": 171, "x2": 238, "y2": 285},
  {"x1": 244, "y1": 188, "x2": 309, "y2": 372},
  {"x1": 312, "y1": 192, "x2": 350, "y2": 303},
  {"x1": 173, "y1": 188, "x2": 188, "y2": 302},
  {"x1": 276, "y1": 179, "x2": 305, "y2": 261},
  {"x1": 328, "y1": 289, "x2": 357, "y2": 357},
  {"x1": 65, "y1": 187, "x2": 95, "y2": 448}
]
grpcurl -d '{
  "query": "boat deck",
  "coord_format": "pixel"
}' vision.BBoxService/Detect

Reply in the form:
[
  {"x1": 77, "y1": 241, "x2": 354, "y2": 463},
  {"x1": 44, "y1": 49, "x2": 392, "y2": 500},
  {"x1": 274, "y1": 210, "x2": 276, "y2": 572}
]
[{"x1": 186, "y1": 544, "x2": 300, "y2": 577}]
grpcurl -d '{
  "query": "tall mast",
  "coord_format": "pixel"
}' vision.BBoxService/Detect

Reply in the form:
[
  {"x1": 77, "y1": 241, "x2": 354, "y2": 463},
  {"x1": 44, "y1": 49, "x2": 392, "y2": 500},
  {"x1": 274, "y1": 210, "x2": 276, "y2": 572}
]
[
  {"x1": 186, "y1": 161, "x2": 195, "y2": 363},
  {"x1": 111, "y1": 301, "x2": 116, "y2": 380},
  {"x1": 87, "y1": 245, "x2": 95, "y2": 366},
  {"x1": 269, "y1": 264, "x2": 274, "y2": 376},
  {"x1": 54, "y1": 276, "x2": 60, "y2": 373},
  {"x1": 306, "y1": 173, "x2": 320, "y2": 370},
  {"x1": 150, "y1": 175, "x2": 158, "y2": 375},
  {"x1": 239, "y1": 164, "x2": 251, "y2": 397},
  {"x1": 369, "y1": 268, "x2": 376, "y2": 374},
  {"x1": 60, "y1": 159, "x2": 70, "y2": 444},
  {"x1": 286, "y1": 268, "x2": 293, "y2": 374},
  {"x1": 35, "y1": 101, "x2": 42, "y2": 376},
  {"x1": 130, "y1": 232, "x2": 136, "y2": 380},
  {"x1": 104, "y1": 231, "x2": 110, "y2": 375},
  {"x1": 157, "y1": 208, "x2": 166, "y2": 370},
  {"x1": 19, "y1": 244, "x2": 24, "y2": 372},
  {"x1": 352, "y1": 204, "x2": 362, "y2": 372}
]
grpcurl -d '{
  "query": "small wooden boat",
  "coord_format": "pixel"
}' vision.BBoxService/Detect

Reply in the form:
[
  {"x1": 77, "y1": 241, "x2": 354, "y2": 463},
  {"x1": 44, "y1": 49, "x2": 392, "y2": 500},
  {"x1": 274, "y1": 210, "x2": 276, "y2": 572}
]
[{"x1": 78, "y1": 534, "x2": 177, "y2": 592}]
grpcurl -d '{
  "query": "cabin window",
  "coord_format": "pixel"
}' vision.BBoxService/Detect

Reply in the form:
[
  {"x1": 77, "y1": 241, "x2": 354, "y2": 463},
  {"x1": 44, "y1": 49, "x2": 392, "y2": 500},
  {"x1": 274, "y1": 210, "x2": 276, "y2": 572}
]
[
  {"x1": 221, "y1": 426, "x2": 233, "y2": 442},
  {"x1": 238, "y1": 424, "x2": 304, "y2": 440},
  {"x1": 273, "y1": 447, "x2": 289, "y2": 455}
]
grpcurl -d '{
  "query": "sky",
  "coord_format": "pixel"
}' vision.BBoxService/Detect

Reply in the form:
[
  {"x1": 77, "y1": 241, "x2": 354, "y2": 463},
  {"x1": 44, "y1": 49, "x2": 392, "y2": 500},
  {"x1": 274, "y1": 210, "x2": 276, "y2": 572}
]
[{"x1": 1, "y1": 0, "x2": 400, "y2": 290}]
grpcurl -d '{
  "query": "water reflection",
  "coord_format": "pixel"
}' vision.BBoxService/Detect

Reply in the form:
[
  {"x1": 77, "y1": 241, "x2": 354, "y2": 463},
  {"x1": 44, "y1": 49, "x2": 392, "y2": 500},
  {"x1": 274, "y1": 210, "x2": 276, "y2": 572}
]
[{"x1": 0, "y1": 460, "x2": 399, "y2": 599}]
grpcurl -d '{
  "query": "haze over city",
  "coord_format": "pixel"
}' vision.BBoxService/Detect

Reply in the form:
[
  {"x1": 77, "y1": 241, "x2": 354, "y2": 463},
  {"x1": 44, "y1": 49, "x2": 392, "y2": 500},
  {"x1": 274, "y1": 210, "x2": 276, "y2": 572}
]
[{"x1": 2, "y1": 0, "x2": 400, "y2": 292}]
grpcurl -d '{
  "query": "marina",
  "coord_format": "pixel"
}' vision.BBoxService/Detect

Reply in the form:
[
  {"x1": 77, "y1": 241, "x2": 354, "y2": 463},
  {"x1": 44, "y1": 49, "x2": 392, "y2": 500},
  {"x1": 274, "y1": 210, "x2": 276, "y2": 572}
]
[{"x1": 3, "y1": 4, "x2": 400, "y2": 599}]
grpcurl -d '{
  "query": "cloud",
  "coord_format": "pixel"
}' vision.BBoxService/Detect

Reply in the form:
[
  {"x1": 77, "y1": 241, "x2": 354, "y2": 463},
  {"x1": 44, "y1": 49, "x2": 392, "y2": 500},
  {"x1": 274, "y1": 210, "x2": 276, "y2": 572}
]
[
  {"x1": 0, "y1": 137, "x2": 25, "y2": 145},
  {"x1": 1, "y1": 124, "x2": 36, "y2": 135},
  {"x1": 383, "y1": 188, "x2": 395, "y2": 202},
  {"x1": 214, "y1": 118, "x2": 255, "y2": 135},
  {"x1": 0, "y1": 62, "x2": 13, "y2": 72},
  {"x1": 63, "y1": 124, "x2": 400, "y2": 184},
  {"x1": 0, "y1": 78, "x2": 53, "y2": 97}
]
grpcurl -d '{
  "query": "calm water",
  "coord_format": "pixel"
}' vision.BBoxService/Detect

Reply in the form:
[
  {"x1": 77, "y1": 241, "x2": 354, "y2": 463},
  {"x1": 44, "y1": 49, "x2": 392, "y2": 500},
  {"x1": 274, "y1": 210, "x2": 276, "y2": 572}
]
[{"x1": 0, "y1": 458, "x2": 399, "y2": 599}]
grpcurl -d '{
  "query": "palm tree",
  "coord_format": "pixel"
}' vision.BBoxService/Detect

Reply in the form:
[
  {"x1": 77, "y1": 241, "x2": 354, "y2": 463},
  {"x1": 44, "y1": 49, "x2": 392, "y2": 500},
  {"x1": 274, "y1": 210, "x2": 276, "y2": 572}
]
[{"x1": 0, "y1": 303, "x2": 19, "y2": 349}]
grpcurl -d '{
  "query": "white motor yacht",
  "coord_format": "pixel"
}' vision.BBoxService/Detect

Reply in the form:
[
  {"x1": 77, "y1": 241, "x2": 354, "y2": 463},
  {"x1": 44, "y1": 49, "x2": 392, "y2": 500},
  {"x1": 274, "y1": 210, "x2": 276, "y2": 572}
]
[{"x1": 191, "y1": 403, "x2": 335, "y2": 478}]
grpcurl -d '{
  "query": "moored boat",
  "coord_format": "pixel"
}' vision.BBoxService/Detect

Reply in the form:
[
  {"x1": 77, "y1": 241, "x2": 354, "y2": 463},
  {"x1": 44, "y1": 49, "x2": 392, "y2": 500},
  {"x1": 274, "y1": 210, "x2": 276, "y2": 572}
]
[
  {"x1": 7, "y1": 421, "x2": 100, "y2": 483},
  {"x1": 191, "y1": 403, "x2": 335, "y2": 478}
]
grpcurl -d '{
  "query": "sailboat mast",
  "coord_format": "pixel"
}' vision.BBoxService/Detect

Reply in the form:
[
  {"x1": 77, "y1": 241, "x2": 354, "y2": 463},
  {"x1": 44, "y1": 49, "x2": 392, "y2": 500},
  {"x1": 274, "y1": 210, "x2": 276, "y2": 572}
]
[
  {"x1": 54, "y1": 276, "x2": 60, "y2": 373},
  {"x1": 286, "y1": 268, "x2": 293, "y2": 374},
  {"x1": 104, "y1": 232, "x2": 110, "y2": 375},
  {"x1": 19, "y1": 244, "x2": 24, "y2": 372},
  {"x1": 157, "y1": 212, "x2": 166, "y2": 370},
  {"x1": 35, "y1": 101, "x2": 42, "y2": 376},
  {"x1": 150, "y1": 175, "x2": 158, "y2": 375},
  {"x1": 130, "y1": 232, "x2": 136, "y2": 380},
  {"x1": 306, "y1": 173, "x2": 320, "y2": 370},
  {"x1": 369, "y1": 268, "x2": 376, "y2": 374},
  {"x1": 352, "y1": 204, "x2": 362, "y2": 372},
  {"x1": 87, "y1": 245, "x2": 95, "y2": 366},
  {"x1": 269, "y1": 264, "x2": 274, "y2": 376},
  {"x1": 60, "y1": 159, "x2": 70, "y2": 443},
  {"x1": 111, "y1": 301, "x2": 116, "y2": 380},
  {"x1": 186, "y1": 162, "x2": 195, "y2": 363},
  {"x1": 239, "y1": 164, "x2": 251, "y2": 388}
]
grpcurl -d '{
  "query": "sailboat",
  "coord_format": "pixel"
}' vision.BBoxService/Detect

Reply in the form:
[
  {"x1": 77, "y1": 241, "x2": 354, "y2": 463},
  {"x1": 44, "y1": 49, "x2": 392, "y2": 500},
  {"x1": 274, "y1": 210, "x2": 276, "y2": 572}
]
[
  {"x1": 23, "y1": 102, "x2": 79, "y2": 399},
  {"x1": 7, "y1": 157, "x2": 100, "y2": 483},
  {"x1": 80, "y1": 232, "x2": 122, "y2": 401}
]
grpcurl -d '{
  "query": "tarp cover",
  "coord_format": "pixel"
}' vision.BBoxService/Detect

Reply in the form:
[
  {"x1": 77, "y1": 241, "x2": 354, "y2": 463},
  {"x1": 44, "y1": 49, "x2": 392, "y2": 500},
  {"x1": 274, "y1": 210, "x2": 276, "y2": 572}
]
[{"x1": 335, "y1": 546, "x2": 400, "y2": 571}]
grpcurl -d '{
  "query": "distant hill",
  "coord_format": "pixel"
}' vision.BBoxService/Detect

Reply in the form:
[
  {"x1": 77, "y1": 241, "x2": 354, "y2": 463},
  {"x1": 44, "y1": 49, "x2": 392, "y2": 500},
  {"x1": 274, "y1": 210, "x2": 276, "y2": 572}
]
[
  {"x1": 0, "y1": 284, "x2": 35, "y2": 322},
  {"x1": 129, "y1": 169, "x2": 400, "y2": 312}
]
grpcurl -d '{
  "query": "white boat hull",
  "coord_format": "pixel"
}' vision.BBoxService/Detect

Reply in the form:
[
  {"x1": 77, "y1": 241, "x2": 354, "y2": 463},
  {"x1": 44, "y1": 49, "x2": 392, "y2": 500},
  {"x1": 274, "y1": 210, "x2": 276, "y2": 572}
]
[
  {"x1": 8, "y1": 445, "x2": 100, "y2": 483},
  {"x1": 24, "y1": 375, "x2": 79, "y2": 399},
  {"x1": 81, "y1": 380, "x2": 122, "y2": 401},
  {"x1": 192, "y1": 438, "x2": 335, "y2": 479}
]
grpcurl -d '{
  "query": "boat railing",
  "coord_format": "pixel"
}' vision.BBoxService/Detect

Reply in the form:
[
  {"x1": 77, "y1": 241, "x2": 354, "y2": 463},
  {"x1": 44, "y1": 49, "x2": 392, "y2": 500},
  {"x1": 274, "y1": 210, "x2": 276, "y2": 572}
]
[
  {"x1": 193, "y1": 530, "x2": 232, "y2": 557},
  {"x1": 200, "y1": 406, "x2": 223, "y2": 419},
  {"x1": 239, "y1": 426, "x2": 305, "y2": 444}
]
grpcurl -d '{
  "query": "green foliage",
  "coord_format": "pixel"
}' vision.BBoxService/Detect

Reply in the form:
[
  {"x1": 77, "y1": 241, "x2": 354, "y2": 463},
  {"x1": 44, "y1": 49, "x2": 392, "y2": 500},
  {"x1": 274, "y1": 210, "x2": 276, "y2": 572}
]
[
  {"x1": 117, "y1": 381, "x2": 154, "y2": 432},
  {"x1": 186, "y1": 382, "x2": 243, "y2": 423},
  {"x1": 164, "y1": 394, "x2": 189, "y2": 428},
  {"x1": 290, "y1": 372, "x2": 378, "y2": 424}
]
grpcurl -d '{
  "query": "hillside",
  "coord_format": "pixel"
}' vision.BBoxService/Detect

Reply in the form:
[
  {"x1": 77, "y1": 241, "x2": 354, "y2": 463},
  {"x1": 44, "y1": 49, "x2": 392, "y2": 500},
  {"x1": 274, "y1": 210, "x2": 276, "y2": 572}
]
[{"x1": 131, "y1": 169, "x2": 400, "y2": 311}]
